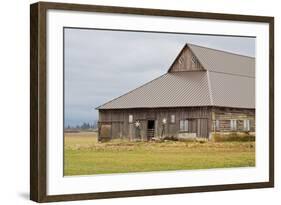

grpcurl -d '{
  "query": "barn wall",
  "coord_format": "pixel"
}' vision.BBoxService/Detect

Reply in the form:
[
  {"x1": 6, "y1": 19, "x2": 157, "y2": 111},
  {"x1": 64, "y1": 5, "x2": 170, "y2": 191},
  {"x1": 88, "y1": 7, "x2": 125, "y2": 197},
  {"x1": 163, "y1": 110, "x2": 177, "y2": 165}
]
[
  {"x1": 211, "y1": 107, "x2": 255, "y2": 132},
  {"x1": 98, "y1": 107, "x2": 212, "y2": 140},
  {"x1": 98, "y1": 107, "x2": 255, "y2": 141},
  {"x1": 169, "y1": 46, "x2": 204, "y2": 72}
]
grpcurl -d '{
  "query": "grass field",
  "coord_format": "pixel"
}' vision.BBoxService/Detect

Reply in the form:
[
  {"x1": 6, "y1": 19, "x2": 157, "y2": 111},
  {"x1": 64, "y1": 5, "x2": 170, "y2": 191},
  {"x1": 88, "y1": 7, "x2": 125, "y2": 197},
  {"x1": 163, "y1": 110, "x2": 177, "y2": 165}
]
[{"x1": 64, "y1": 132, "x2": 255, "y2": 176}]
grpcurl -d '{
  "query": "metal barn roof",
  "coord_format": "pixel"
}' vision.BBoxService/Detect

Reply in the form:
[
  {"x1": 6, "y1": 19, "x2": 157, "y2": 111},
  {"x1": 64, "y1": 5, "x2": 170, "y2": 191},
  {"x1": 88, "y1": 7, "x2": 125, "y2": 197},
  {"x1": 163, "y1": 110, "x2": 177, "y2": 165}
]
[
  {"x1": 97, "y1": 44, "x2": 255, "y2": 110},
  {"x1": 209, "y1": 72, "x2": 254, "y2": 108},
  {"x1": 188, "y1": 44, "x2": 255, "y2": 77},
  {"x1": 97, "y1": 72, "x2": 211, "y2": 109}
]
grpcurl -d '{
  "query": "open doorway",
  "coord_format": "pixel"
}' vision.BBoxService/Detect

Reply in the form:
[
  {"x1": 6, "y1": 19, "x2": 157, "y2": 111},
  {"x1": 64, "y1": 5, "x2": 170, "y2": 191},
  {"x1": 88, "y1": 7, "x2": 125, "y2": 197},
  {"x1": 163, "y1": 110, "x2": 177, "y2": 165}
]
[{"x1": 147, "y1": 120, "x2": 155, "y2": 140}]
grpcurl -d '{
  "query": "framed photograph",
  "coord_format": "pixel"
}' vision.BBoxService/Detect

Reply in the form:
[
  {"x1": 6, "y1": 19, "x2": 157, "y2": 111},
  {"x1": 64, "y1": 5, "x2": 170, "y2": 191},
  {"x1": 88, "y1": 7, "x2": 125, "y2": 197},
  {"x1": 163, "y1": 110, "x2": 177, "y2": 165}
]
[{"x1": 30, "y1": 1, "x2": 274, "y2": 202}]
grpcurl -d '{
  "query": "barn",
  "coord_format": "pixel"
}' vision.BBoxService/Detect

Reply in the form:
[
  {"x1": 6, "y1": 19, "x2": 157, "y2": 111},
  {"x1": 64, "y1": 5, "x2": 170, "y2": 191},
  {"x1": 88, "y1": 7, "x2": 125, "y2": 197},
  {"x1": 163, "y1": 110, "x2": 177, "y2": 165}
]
[{"x1": 96, "y1": 43, "x2": 255, "y2": 141}]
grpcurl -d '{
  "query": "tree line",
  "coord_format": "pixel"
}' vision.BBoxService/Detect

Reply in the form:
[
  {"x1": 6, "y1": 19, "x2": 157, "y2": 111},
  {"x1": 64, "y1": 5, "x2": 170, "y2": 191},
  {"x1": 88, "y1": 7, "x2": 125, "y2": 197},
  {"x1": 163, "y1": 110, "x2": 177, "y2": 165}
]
[{"x1": 66, "y1": 121, "x2": 98, "y2": 130}]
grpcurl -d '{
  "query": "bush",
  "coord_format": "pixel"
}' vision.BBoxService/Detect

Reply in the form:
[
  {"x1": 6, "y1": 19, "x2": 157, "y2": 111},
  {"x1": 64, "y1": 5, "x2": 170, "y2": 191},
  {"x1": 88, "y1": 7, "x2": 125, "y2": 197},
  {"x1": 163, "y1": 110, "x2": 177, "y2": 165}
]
[
  {"x1": 162, "y1": 136, "x2": 179, "y2": 141},
  {"x1": 212, "y1": 133, "x2": 255, "y2": 142}
]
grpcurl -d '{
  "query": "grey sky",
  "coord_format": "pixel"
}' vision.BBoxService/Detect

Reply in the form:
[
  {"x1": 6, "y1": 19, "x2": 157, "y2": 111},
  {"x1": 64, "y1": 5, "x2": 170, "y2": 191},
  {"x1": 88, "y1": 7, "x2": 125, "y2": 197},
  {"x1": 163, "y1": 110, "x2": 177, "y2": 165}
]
[{"x1": 64, "y1": 28, "x2": 255, "y2": 126}]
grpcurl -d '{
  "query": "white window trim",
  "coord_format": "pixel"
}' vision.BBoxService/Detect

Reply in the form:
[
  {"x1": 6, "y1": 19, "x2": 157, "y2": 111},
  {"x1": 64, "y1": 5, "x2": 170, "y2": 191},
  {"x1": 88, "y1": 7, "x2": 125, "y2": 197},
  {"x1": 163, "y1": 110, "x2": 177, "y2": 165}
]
[
  {"x1": 230, "y1": 119, "x2": 237, "y2": 131},
  {"x1": 129, "y1": 114, "x2": 133, "y2": 123},
  {"x1": 180, "y1": 119, "x2": 189, "y2": 132},
  {"x1": 191, "y1": 56, "x2": 196, "y2": 63},
  {"x1": 215, "y1": 120, "x2": 220, "y2": 131},
  {"x1": 179, "y1": 57, "x2": 184, "y2": 64},
  {"x1": 170, "y1": 114, "x2": 175, "y2": 123},
  {"x1": 244, "y1": 119, "x2": 250, "y2": 131}
]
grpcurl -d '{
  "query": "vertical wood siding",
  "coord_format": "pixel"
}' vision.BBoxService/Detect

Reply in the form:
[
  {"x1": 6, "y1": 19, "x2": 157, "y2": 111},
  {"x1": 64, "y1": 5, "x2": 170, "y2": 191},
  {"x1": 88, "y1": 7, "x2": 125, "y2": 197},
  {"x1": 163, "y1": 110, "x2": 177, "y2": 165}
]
[
  {"x1": 98, "y1": 107, "x2": 212, "y2": 140},
  {"x1": 169, "y1": 46, "x2": 204, "y2": 72},
  {"x1": 211, "y1": 107, "x2": 255, "y2": 132}
]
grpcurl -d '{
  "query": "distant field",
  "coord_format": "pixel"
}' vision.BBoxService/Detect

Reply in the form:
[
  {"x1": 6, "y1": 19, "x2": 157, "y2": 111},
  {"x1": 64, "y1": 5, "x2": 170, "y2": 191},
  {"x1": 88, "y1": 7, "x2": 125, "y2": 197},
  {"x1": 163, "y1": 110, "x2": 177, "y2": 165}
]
[{"x1": 64, "y1": 132, "x2": 255, "y2": 176}]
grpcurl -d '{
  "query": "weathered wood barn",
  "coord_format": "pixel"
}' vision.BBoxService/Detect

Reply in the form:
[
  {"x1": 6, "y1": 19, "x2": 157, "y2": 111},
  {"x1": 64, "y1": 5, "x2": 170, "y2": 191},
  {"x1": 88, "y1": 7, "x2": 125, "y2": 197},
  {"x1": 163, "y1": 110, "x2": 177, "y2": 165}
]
[{"x1": 96, "y1": 43, "x2": 255, "y2": 141}]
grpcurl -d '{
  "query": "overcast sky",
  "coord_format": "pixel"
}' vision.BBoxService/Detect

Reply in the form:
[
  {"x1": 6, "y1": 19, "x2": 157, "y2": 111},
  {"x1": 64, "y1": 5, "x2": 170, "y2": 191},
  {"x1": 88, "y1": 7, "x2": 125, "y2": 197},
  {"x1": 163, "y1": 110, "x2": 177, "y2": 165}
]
[{"x1": 64, "y1": 28, "x2": 255, "y2": 126}]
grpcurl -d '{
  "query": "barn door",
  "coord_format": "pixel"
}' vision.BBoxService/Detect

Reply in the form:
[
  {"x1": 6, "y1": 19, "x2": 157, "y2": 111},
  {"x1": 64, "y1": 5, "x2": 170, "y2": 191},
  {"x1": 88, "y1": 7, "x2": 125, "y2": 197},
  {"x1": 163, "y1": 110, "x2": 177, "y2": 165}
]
[
  {"x1": 111, "y1": 122, "x2": 123, "y2": 139},
  {"x1": 197, "y1": 119, "x2": 208, "y2": 138},
  {"x1": 147, "y1": 120, "x2": 155, "y2": 140},
  {"x1": 99, "y1": 123, "x2": 111, "y2": 141}
]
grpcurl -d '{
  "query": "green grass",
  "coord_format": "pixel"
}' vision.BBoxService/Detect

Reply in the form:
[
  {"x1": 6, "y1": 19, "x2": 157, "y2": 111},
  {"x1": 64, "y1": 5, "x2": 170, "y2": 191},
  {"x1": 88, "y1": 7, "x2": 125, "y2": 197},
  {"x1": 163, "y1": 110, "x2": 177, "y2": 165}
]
[{"x1": 64, "y1": 132, "x2": 255, "y2": 176}]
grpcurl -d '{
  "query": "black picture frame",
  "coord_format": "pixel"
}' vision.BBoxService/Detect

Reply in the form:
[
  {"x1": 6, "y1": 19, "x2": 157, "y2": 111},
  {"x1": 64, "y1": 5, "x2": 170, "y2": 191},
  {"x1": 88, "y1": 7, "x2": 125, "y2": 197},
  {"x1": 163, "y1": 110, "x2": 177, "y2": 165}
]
[{"x1": 30, "y1": 1, "x2": 274, "y2": 202}]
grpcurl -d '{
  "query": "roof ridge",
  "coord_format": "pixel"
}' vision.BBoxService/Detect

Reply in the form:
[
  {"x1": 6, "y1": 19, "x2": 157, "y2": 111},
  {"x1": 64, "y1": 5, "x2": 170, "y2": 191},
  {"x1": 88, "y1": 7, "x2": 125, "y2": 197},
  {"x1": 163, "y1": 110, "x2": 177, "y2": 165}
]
[
  {"x1": 206, "y1": 71, "x2": 214, "y2": 105},
  {"x1": 208, "y1": 70, "x2": 255, "y2": 78},
  {"x1": 187, "y1": 43, "x2": 255, "y2": 59}
]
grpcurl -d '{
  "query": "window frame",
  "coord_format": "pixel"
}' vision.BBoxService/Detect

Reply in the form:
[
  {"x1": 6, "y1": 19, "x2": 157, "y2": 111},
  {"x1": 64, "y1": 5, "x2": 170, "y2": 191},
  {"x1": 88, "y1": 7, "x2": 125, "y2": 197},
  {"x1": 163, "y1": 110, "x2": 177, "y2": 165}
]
[
  {"x1": 230, "y1": 119, "x2": 237, "y2": 131},
  {"x1": 129, "y1": 114, "x2": 133, "y2": 123},
  {"x1": 180, "y1": 119, "x2": 189, "y2": 132},
  {"x1": 215, "y1": 120, "x2": 220, "y2": 131},
  {"x1": 191, "y1": 56, "x2": 196, "y2": 63},
  {"x1": 243, "y1": 119, "x2": 250, "y2": 131},
  {"x1": 170, "y1": 114, "x2": 175, "y2": 124}
]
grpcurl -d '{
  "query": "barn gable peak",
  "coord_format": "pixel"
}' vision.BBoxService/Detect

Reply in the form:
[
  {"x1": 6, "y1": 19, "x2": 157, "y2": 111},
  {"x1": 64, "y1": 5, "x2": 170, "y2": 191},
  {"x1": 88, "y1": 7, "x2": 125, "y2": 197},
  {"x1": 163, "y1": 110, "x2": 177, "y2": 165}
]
[{"x1": 168, "y1": 44, "x2": 205, "y2": 73}]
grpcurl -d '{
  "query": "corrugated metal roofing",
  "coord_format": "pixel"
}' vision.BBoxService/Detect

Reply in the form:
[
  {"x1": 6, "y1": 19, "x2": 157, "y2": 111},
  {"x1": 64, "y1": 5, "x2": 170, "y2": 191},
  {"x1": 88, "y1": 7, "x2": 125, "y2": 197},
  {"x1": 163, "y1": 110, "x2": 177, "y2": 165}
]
[
  {"x1": 188, "y1": 44, "x2": 255, "y2": 77},
  {"x1": 209, "y1": 72, "x2": 255, "y2": 108},
  {"x1": 97, "y1": 71, "x2": 255, "y2": 109},
  {"x1": 97, "y1": 43, "x2": 255, "y2": 110},
  {"x1": 97, "y1": 72, "x2": 211, "y2": 109}
]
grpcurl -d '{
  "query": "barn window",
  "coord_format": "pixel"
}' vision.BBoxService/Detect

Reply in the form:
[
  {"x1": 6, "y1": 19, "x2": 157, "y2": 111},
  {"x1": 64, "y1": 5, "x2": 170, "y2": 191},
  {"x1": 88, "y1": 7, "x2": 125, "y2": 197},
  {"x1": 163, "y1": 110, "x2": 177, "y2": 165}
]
[
  {"x1": 191, "y1": 56, "x2": 197, "y2": 63},
  {"x1": 129, "y1": 114, "x2": 133, "y2": 123},
  {"x1": 170, "y1": 114, "x2": 175, "y2": 123},
  {"x1": 180, "y1": 120, "x2": 189, "y2": 132},
  {"x1": 230, "y1": 119, "x2": 237, "y2": 130},
  {"x1": 243, "y1": 119, "x2": 250, "y2": 131},
  {"x1": 215, "y1": 120, "x2": 220, "y2": 130},
  {"x1": 179, "y1": 57, "x2": 184, "y2": 64}
]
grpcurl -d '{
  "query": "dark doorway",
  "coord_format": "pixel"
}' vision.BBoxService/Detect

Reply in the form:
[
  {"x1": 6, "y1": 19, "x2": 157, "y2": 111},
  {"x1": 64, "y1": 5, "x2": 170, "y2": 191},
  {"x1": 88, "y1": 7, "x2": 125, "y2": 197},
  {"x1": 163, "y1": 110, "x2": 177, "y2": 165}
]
[
  {"x1": 147, "y1": 120, "x2": 155, "y2": 140},
  {"x1": 147, "y1": 120, "x2": 155, "y2": 129}
]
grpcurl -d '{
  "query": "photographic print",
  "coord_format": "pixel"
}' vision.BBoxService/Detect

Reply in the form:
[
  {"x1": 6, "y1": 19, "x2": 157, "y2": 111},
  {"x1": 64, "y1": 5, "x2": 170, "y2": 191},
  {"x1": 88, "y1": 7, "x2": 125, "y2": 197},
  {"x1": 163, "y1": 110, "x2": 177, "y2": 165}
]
[
  {"x1": 30, "y1": 2, "x2": 273, "y2": 202},
  {"x1": 64, "y1": 28, "x2": 256, "y2": 176}
]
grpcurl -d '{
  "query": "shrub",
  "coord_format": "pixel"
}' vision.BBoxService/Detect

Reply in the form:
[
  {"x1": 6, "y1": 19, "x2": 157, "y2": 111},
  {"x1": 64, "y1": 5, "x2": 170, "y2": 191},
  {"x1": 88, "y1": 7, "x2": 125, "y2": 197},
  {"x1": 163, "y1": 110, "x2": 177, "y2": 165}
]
[
  {"x1": 212, "y1": 132, "x2": 255, "y2": 142},
  {"x1": 162, "y1": 136, "x2": 179, "y2": 141}
]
